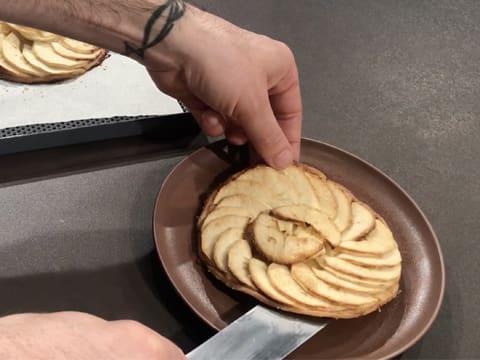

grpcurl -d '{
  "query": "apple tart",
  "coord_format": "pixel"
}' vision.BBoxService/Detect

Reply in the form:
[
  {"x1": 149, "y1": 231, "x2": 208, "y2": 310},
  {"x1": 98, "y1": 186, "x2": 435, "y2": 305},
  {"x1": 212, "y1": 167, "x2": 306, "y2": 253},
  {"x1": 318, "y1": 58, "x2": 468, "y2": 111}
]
[
  {"x1": 0, "y1": 22, "x2": 106, "y2": 83},
  {"x1": 198, "y1": 164, "x2": 401, "y2": 318}
]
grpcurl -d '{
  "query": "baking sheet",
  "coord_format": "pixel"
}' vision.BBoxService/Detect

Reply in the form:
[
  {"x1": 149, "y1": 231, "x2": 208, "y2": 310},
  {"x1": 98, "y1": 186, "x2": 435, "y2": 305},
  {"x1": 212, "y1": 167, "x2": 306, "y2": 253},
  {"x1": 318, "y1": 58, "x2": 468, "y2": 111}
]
[{"x1": 0, "y1": 53, "x2": 183, "y2": 130}]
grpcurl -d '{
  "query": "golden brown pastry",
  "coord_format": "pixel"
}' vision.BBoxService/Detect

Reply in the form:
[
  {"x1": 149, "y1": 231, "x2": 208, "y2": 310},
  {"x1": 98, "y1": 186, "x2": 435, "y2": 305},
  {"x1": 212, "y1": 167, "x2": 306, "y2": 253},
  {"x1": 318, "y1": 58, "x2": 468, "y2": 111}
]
[{"x1": 198, "y1": 163, "x2": 402, "y2": 319}]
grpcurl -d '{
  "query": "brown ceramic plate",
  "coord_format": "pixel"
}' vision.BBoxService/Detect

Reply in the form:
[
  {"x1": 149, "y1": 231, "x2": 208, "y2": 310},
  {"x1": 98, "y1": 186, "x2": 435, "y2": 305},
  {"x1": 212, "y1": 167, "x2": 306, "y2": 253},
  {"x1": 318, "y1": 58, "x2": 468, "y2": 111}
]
[{"x1": 153, "y1": 138, "x2": 445, "y2": 359}]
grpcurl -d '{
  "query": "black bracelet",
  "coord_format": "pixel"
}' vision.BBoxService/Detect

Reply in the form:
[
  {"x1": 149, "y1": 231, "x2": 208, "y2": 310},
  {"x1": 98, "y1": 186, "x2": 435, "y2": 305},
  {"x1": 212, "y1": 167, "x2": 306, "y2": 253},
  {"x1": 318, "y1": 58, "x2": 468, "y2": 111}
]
[{"x1": 125, "y1": 0, "x2": 186, "y2": 60}]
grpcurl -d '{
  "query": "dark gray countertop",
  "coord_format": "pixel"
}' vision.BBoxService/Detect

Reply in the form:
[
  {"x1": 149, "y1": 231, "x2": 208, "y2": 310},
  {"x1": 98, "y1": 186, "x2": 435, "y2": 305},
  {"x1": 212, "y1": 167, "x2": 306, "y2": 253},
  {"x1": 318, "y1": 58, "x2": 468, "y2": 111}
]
[{"x1": 1, "y1": 1, "x2": 479, "y2": 358}]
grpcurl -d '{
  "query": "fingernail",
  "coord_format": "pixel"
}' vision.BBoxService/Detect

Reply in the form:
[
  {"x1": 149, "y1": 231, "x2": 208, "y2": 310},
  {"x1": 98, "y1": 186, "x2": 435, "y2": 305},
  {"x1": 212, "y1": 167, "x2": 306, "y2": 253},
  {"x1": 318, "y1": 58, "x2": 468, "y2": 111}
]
[
  {"x1": 273, "y1": 148, "x2": 293, "y2": 169},
  {"x1": 203, "y1": 113, "x2": 220, "y2": 127},
  {"x1": 228, "y1": 136, "x2": 247, "y2": 145}
]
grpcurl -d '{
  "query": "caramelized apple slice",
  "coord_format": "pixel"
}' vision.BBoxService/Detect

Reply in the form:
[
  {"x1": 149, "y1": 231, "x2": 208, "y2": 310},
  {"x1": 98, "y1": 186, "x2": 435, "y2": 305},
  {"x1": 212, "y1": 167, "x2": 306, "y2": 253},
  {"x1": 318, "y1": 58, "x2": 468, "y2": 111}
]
[
  {"x1": 327, "y1": 181, "x2": 352, "y2": 232},
  {"x1": 281, "y1": 166, "x2": 320, "y2": 209},
  {"x1": 319, "y1": 259, "x2": 396, "y2": 288},
  {"x1": 322, "y1": 256, "x2": 401, "y2": 282},
  {"x1": 8, "y1": 23, "x2": 58, "y2": 42},
  {"x1": 60, "y1": 38, "x2": 99, "y2": 54},
  {"x1": 3, "y1": 33, "x2": 46, "y2": 76},
  {"x1": 201, "y1": 215, "x2": 249, "y2": 260},
  {"x1": 338, "y1": 219, "x2": 397, "y2": 255},
  {"x1": 212, "y1": 228, "x2": 244, "y2": 272},
  {"x1": 228, "y1": 240, "x2": 255, "y2": 288},
  {"x1": 337, "y1": 248, "x2": 402, "y2": 267},
  {"x1": 201, "y1": 206, "x2": 254, "y2": 229},
  {"x1": 23, "y1": 44, "x2": 80, "y2": 75},
  {"x1": 272, "y1": 205, "x2": 341, "y2": 247},
  {"x1": 33, "y1": 41, "x2": 89, "y2": 69},
  {"x1": 267, "y1": 263, "x2": 336, "y2": 308},
  {"x1": 304, "y1": 171, "x2": 337, "y2": 218},
  {"x1": 248, "y1": 258, "x2": 295, "y2": 306},
  {"x1": 340, "y1": 202, "x2": 375, "y2": 242},
  {"x1": 51, "y1": 41, "x2": 103, "y2": 60},
  {"x1": 216, "y1": 194, "x2": 269, "y2": 213},
  {"x1": 309, "y1": 264, "x2": 385, "y2": 295},
  {"x1": 0, "y1": 34, "x2": 29, "y2": 78},
  {"x1": 252, "y1": 213, "x2": 323, "y2": 264},
  {"x1": 291, "y1": 263, "x2": 377, "y2": 306}
]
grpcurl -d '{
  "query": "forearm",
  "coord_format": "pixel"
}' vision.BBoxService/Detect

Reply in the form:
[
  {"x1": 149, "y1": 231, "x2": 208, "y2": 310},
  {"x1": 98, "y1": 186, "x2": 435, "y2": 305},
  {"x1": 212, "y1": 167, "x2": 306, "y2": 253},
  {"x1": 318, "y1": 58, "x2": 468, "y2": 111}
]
[
  {"x1": 0, "y1": 0, "x2": 190, "y2": 69},
  {"x1": 0, "y1": 0, "x2": 302, "y2": 167}
]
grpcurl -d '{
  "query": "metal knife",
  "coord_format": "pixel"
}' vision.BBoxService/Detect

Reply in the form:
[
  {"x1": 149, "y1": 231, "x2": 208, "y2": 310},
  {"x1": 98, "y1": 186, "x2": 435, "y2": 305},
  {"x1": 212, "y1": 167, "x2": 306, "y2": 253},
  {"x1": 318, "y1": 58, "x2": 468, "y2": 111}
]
[{"x1": 187, "y1": 305, "x2": 328, "y2": 360}]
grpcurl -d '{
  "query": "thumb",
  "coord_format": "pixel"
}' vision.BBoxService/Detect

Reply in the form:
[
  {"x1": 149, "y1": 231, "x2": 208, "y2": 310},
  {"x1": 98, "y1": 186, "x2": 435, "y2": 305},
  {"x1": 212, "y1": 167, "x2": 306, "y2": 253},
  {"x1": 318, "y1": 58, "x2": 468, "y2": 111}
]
[{"x1": 109, "y1": 320, "x2": 186, "y2": 360}]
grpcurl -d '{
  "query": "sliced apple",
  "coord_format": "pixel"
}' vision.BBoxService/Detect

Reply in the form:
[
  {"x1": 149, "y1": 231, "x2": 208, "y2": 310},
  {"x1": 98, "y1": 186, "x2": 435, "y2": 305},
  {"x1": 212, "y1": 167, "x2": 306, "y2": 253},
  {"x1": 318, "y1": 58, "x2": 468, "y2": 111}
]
[
  {"x1": 337, "y1": 248, "x2": 402, "y2": 267},
  {"x1": 272, "y1": 205, "x2": 341, "y2": 247},
  {"x1": 212, "y1": 228, "x2": 244, "y2": 272},
  {"x1": 23, "y1": 44, "x2": 80, "y2": 75},
  {"x1": 309, "y1": 265, "x2": 385, "y2": 295},
  {"x1": 281, "y1": 165, "x2": 320, "y2": 209},
  {"x1": 214, "y1": 168, "x2": 299, "y2": 208},
  {"x1": 327, "y1": 181, "x2": 352, "y2": 232},
  {"x1": 2, "y1": 32, "x2": 47, "y2": 76},
  {"x1": 302, "y1": 165, "x2": 327, "y2": 180},
  {"x1": 318, "y1": 259, "x2": 393, "y2": 288},
  {"x1": 0, "y1": 34, "x2": 29, "y2": 78},
  {"x1": 201, "y1": 215, "x2": 249, "y2": 260},
  {"x1": 338, "y1": 219, "x2": 397, "y2": 255},
  {"x1": 201, "y1": 206, "x2": 254, "y2": 230},
  {"x1": 267, "y1": 263, "x2": 335, "y2": 308},
  {"x1": 322, "y1": 256, "x2": 401, "y2": 282},
  {"x1": 235, "y1": 166, "x2": 300, "y2": 204},
  {"x1": 291, "y1": 263, "x2": 377, "y2": 306},
  {"x1": 33, "y1": 41, "x2": 89, "y2": 69},
  {"x1": 248, "y1": 258, "x2": 295, "y2": 306},
  {"x1": 304, "y1": 171, "x2": 337, "y2": 218},
  {"x1": 214, "y1": 179, "x2": 268, "y2": 204},
  {"x1": 60, "y1": 38, "x2": 99, "y2": 54},
  {"x1": 0, "y1": 23, "x2": 105, "y2": 83},
  {"x1": 340, "y1": 202, "x2": 376, "y2": 242},
  {"x1": 51, "y1": 41, "x2": 102, "y2": 60},
  {"x1": 215, "y1": 194, "x2": 269, "y2": 213},
  {"x1": 228, "y1": 239, "x2": 255, "y2": 288},
  {"x1": 198, "y1": 193, "x2": 267, "y2": 227},
  {"x1": 252, "y1": 212, "x2": 324, "y2": 264},
  {"x1": 8, "y1": 23, "x2": 58, "y2": 42}
]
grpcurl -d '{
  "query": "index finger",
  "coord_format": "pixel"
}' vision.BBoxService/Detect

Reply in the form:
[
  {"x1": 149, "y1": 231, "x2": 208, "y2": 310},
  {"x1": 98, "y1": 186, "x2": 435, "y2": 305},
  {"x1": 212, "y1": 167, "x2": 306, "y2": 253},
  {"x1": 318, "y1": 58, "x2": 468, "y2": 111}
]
[{"x1": 269, "y1": 67, "x2": 303, "y2": 160}]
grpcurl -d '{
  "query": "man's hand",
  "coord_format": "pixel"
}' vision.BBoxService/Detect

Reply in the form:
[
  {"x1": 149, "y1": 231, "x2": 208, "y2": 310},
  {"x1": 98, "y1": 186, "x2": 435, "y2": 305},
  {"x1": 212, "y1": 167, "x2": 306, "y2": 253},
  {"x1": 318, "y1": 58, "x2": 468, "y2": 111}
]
[
  {"x1": 0, "y1": 312, "x2": 185, "y2": 360},
  {"x1": 147, "y1": 5, "x2": 302, "y2": 168},
  {"x1": 0, "y1": 0, "x2": 302, "y2": 169}
]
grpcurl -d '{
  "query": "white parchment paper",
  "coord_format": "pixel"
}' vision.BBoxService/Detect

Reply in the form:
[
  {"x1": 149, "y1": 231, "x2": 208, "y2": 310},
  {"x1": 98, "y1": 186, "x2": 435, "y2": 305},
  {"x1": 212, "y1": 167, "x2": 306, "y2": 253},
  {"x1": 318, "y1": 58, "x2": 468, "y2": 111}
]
[{"x1": 0, "y1": 53, "x2": 182, "y2": 129}]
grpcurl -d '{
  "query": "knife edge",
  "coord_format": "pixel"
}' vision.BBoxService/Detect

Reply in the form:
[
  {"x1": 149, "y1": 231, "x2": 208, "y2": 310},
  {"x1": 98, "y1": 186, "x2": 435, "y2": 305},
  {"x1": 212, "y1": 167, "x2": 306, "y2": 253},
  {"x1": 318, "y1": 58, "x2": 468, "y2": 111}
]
[{"x1": 187, "y1": 305, "x2": 328, "y2": 360}]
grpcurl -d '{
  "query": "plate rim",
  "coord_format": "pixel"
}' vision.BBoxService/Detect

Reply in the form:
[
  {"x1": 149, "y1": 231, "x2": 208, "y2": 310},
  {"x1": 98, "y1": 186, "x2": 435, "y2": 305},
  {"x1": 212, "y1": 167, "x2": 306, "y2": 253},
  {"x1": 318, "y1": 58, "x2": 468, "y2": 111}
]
[{"x1": 153, "y1": 137, "x2": 445, "y2": 359}]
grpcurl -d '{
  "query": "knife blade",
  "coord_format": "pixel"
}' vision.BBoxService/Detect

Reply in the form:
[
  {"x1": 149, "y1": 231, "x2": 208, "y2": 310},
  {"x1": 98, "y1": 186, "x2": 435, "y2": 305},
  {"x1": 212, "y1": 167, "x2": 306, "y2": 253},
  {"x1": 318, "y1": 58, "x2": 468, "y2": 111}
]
[{"x1": 186, "y1": 305, "x2": 328, "y2": 360}]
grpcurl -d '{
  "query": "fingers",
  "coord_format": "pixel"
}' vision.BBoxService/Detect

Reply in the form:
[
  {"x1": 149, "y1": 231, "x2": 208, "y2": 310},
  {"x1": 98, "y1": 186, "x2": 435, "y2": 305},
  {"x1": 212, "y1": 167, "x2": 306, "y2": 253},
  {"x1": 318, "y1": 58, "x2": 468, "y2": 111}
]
[
  {"x1": 191, "y1": 110, "x2": 248, "y2": 145},
  {"x1": 191, "y1": 109, "x2": 225, "y2": 137},
  {"x1": 150, "y1": 38, "x2": 301, "y2": 168},
  {"x1": 225, "y1": 120, "x2": 248, "y2": 145},
  {"x1": 234, "y1": 90, "x2": 294, "y2": 169},
  {"x1": 180, "y1": 96, "x2": 225, "y2": 137},
  {"x1": 257, "y1": 40, "x2": 302, "y2": 160},
  {"x1": 269, "y1": 69, "x2": 302, "y2": 160}
]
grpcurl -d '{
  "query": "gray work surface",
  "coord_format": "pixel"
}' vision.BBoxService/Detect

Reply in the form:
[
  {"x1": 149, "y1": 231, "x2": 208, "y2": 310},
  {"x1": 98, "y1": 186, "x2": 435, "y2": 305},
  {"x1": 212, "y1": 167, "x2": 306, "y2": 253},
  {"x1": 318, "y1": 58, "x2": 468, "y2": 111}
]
[{"x1": 1, "y1": 1, "x2": 478, "y2": 358}]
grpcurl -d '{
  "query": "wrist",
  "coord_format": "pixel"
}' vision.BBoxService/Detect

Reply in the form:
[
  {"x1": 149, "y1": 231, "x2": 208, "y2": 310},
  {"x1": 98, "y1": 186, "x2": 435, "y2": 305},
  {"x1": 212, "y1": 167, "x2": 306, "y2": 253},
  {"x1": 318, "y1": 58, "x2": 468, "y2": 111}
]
[{"x1": 103, "y1": 0, "x2": 190, "y2": 69}]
